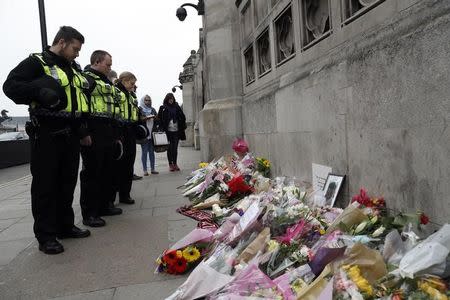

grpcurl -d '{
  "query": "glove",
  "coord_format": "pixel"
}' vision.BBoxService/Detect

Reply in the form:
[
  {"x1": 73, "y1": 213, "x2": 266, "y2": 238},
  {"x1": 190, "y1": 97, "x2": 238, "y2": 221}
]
[{"x1": 38, "y1": 88, "x2": 61, "y2": 109}]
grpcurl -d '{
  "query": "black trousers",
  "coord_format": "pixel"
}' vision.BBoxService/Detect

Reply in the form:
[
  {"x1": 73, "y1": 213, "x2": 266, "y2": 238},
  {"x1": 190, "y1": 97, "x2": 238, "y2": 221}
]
[
  {"x1": 30, "y1": 123, "x2": 79, "y2": 243},
  {"x1": 110, "y1": 125, "x2": 136, "y2": 202},
  {"x1": 166, "y1": 131, "x2": 179, "y2": 165},
  {"x1": 80, "y1": 121, "x2": 114, "y2": 219}
]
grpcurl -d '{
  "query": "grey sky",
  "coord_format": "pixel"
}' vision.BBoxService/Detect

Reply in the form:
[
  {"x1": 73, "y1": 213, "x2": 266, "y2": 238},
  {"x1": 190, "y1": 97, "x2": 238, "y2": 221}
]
[{"x1": 0, "y1": 0, "x2": 202, "y2": 116}]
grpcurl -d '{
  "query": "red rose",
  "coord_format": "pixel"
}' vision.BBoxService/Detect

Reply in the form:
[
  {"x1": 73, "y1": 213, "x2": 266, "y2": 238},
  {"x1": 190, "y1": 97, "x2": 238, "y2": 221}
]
[{"x1": 420, "y1": 213, "x2": 429, "y2": 225}]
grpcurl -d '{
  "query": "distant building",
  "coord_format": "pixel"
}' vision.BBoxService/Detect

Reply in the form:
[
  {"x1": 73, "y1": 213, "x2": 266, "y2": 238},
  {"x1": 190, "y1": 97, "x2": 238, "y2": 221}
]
[{"x1": 180, "y1": 0, "x2": 450, "y2": 224}]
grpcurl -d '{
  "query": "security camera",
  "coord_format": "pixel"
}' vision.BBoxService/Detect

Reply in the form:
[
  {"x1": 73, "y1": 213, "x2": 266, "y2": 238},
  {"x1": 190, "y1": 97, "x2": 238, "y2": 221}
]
[
  {"x1": 176, "y1": 7, "x2": 187, "y2": 21},
  {"x1": 172, "y1": 87, "x2": 176, "y2": 93}
]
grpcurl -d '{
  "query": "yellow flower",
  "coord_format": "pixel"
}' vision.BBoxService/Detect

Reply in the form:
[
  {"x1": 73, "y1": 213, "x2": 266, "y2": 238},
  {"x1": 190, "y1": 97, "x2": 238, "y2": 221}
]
[
  {"x1": 319, "y1": 228, "x2": 326, "y2": 235},
  {"x1": 267, "y1": 240, "x2": 280, "y2": 252},
  {"x1": 343, "y1": 265, "x2": 373, "y2": 296},
  {"x1": 182, "y1": 246, "x2": 201, "y2": 263},
  {"x1": 418, "y1": 281, "x2": 447, "y2": 300},
  {"x1": 199, "y1": 162, "x2": 209, "y2": 168}
]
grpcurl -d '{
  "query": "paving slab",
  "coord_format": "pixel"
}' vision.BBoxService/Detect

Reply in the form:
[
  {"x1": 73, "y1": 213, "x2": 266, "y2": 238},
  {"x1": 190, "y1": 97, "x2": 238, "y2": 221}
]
[
  {"x1": 152, "y1": 205, "x2": 189, "y2": 221},
  {"x1": 113, "y1": 277, "x2": 188, "y2": 300},
  {"x1": 50, "y1": 288, "x2": 115, "y2": 300},
  {"x1": 0, "y1": 238, "x2": 34, "y2": 266},
  {"x1": 168, "y1": 219, "x2": 198, "y2": 243},
  {"x1": 0, "y1": 221, "x2": 34, "y2": 241},
  {"x1": 141, "y1": 194, "x2": 189, "y2": 209},
  {"x1": 0, "y1": 218, "x2": 20, "y2": 231}
]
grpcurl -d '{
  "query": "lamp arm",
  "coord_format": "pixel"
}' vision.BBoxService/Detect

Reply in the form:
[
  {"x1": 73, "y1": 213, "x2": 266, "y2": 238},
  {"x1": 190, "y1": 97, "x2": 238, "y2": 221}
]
[{"x1": 181, "y1": 3, "x2": 199, "y2": 10}]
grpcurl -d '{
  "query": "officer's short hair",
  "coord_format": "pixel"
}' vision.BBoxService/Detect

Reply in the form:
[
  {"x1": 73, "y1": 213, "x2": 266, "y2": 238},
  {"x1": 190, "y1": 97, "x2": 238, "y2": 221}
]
[
  {"x1": 52, "y1": 26, "x2": 85, "y2": 45},
  {"x1": 90, "y1": 50, "x2": 111, "y2": 65}
]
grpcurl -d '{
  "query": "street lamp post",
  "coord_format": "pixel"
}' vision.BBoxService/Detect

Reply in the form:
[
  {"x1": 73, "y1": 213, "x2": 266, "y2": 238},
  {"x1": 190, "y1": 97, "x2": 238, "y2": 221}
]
[
  {"x1": 172, "y1": 85, "x2": 183, "y2": 93},
  {"x1": 176, "y1": 0, "x2": 205, "y2": 21},
  {"x1": 38, "y1": 0, "x2": 48, "y2": 50}
]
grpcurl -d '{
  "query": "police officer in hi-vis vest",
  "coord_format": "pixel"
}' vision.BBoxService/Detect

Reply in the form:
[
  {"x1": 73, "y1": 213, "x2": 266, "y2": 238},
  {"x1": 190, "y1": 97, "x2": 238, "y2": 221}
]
[
  {"x1": 112, "y1": 72, "x2": 142, "y2": 205},
  {"x1": 2, "y1": 26, "x2": 91, "y2": 255},
  {"x1": 80, "y1": 50, "x2": 123, "y2": 228}
]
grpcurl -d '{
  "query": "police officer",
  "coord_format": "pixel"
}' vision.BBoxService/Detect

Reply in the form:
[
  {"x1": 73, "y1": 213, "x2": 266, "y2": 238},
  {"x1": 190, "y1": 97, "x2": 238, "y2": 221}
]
[
  {"x1": 113, "y1": 72, "x2": 142, "y2": 204},
  {"x1": 2, "y1": 26, "x2": 91, "y2": 254},
  {"x1": 80, "y1": 50, "x2": 122, "y2": 228}
]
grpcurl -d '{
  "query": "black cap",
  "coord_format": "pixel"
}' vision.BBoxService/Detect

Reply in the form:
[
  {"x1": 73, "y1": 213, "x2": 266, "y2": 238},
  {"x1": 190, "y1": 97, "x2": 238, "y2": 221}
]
[
  {"x1": 31, "y1": 75, "x2": 67, "y2": 110},
  {"x1": 135, "y1": 124, "x2": 149, "y2": 140}
]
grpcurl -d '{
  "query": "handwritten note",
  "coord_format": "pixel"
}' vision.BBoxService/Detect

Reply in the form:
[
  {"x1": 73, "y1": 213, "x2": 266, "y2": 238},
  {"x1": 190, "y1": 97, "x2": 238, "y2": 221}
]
[{"x1": 312, "y1": 163, "x2": 332, "y2": 192}]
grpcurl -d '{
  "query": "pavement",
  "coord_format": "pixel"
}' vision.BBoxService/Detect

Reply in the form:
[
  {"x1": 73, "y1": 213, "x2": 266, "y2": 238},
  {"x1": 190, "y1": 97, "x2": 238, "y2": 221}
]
[{"x1": 0, "y1": 146, "x2": 202, "y2": 299}]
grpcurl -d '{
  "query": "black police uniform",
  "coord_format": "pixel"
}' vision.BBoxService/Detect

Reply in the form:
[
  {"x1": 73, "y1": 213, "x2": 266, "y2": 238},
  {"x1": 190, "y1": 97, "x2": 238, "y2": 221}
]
[
  {"x1": 111, "y1": 83, "x2": 140, "y2": 204},
  {"x1": 79, "y1": 68, "x2": 121, "y2": 226},
  {"x1": 2, "y1": 48, "x2": 90, "y2": 245}
]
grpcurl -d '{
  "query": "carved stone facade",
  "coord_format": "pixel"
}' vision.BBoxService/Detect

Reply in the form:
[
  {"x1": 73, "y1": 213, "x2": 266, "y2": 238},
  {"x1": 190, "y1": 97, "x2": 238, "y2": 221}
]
[
  {"x1": 179, "y1": 50, "x2": 198, "y2": 147},
  {"x1": 181, "y1": 0, "x2": 450, "y2": 225}
]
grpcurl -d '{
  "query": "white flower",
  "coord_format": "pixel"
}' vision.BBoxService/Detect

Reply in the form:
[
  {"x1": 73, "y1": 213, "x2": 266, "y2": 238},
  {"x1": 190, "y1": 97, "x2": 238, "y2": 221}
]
[
  {"x1": 212, "y1": 204, "x2": 223, "y2": 217},
  {"x1": 372, "y1": 226, "x2": 385, "y2": 237},
  {"x1": 219, "y1": 183, "x2": 229, "y2": 192},
  {"x1": 286, "y1": 203, "x2": 308, "y2": 217},
  {"x1": 300, "y1": 245, "x2": 311, "y2": 257}
]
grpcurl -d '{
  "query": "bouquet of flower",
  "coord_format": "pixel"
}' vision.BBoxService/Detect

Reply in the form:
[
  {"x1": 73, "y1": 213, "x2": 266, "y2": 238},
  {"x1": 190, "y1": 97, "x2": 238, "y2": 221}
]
[
  {"x1": 157, "y1": 246, "x2": 204, "y2": 275},
  {"x1": 255, "y1": 157, "x2": 271, "y2": 178},
  {"x1": 155, "y1": 228, "x2": 213, "y2": 275},
  {"x1": 207, "y1": 263, "x2": 284, "y2": 299},
  {"x1": 273, "y1": 264, "x2": 315, "y2": 300}
]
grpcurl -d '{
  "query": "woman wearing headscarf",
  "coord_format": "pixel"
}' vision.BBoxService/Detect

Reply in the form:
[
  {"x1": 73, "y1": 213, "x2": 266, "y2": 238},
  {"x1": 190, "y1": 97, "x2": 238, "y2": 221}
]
[
  {"x1": 139, "y1": 95, "x2": 158, "y2": 175},
  {"x1": 157, "y1": 92, "x2": 186, "y2": 171}
]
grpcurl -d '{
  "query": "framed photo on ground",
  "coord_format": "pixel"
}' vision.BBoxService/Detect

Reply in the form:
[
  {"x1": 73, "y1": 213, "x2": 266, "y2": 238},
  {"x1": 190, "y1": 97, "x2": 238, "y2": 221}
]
[{"x1": 322, "y1": 174, "x2": 346, "y2": 207}]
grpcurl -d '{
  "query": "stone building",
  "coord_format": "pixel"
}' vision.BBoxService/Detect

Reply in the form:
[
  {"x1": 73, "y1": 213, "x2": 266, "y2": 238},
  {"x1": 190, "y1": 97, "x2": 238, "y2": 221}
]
[{"x1": 180, "y1": 0, "x2": 450, "y2": 224}]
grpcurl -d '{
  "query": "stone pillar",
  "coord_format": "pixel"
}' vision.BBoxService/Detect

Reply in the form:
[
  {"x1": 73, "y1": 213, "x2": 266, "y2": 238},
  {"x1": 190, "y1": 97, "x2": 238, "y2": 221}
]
[
  {"x1": 199, "y1": 0, "x2": 243, "y2": 161},
  {"x1": 179, "y1": 50, "x2": 197, "y2": 147}
]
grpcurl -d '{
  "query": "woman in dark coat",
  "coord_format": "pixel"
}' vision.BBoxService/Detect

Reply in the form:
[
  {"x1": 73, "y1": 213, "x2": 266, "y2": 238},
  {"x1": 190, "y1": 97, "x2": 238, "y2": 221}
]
[{"x1": 157, "y1": 93, "x2": 186, "y2": 171}]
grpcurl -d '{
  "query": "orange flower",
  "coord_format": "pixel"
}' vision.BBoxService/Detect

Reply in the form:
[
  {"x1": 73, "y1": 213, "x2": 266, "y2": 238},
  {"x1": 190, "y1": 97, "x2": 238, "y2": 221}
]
[
  {"x1": 162, "y1": 250, "x2": 178, "y2": 266},
  {"x1": 172, "y1": 257, "x2": 188, "y2": 274}
]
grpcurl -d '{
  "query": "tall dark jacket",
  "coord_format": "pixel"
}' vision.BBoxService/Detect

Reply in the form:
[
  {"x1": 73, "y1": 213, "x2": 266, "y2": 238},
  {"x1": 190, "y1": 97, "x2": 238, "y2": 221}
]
[
  {"x1": 2, "y1": 47, "x2": 88, "y2": 137},
  {"x1": 157, "y1": 102, "x2": 186, "y2": 140}
]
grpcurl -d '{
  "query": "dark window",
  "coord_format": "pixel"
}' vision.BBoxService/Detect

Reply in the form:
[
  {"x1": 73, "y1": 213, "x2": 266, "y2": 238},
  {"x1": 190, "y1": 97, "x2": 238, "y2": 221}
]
[
  {"x1": 341, "y1": 0, "x2": 385, "y2": 24},
  {"x1": 274, "y1": 6, "x2": 295, "y2": 64},
  {"x1": 244, "y1": 45, "x2": 255, "y2": 83},
  {"x1": 257, "y1": 29, "x2": 271, "y2": 76},
  {"x1": 300, "y1": 0, "x2": 332, "y2": 50}
]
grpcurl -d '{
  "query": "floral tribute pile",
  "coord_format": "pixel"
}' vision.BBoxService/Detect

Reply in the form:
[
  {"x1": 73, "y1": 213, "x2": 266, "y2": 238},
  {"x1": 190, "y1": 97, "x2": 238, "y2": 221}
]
[{"x1": 155, "y1": 139, "x2": 450, "y2": 300}]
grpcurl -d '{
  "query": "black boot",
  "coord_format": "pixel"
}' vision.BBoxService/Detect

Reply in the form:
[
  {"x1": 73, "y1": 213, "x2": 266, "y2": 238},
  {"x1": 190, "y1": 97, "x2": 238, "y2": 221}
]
[
  {"x1": 99, "y1": 202, "x2": 123, "y2": 216},
  {"x1": 57, "y1": 226, "x2": 91, "y2": 239},
  {"x1": 39, "y1": 240, "x2": 64, "y2": 255},
  {"x1": 82, "y1": 216, "x2": 106, "y2": 227}
]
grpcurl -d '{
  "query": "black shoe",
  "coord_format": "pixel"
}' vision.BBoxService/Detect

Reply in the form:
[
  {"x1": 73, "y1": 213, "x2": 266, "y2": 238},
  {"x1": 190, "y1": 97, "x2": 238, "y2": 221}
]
[
  {"x1": 119, "y1": 197, "x2": 135, "y2": 205},
  {"x1": 57, "y1": 226, "x2": 91, "y2": 239},
  {"x1": 132, "y1": 174, "x2": 142, "y2": 180},
  {"x1": 39, "y1": 240, "x2": 64, "y2": 255},
  {"x1": 82, "y1": 216, "x2": 106, "y2": 227},
  {"x1": 99, "y1": 206, "x2": 123, "y2": 216}
]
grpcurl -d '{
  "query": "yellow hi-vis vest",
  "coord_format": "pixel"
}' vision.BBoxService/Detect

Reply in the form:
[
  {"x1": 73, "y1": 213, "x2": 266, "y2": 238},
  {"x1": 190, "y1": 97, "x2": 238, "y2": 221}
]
[
  {"x1": 84, "y1": 71, "x2": 117, "y2": 119},
  {"x1": 31, "y1": 53, "x2": 89, "y2": 117},
  {"x1": 116, "y1": 88, "x2": 139, "y2": 123}
]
